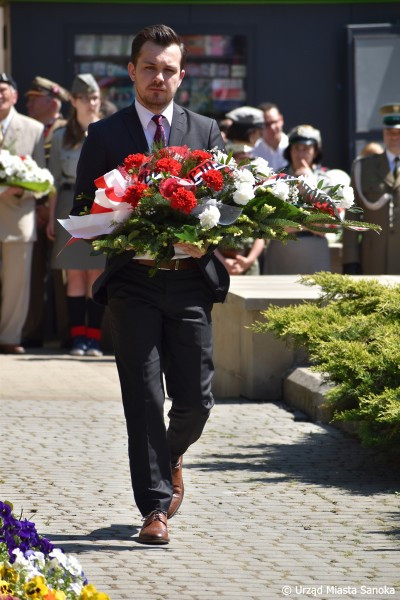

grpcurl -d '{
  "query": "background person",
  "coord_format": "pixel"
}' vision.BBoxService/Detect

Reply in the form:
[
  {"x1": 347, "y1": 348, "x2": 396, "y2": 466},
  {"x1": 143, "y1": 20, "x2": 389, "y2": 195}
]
[
  {"x1": 263, "y1": 124, "x2": 331, "y2": 275},
  {"x1": 47, "y1": 74, "x2": 105, "y2": 357},
  {"x1": 23, "y1": 76, "x2": 70, "y2": 349},
  {"x1": 253, "y1": 102, "x2": 288, "y2": 171},
  {"x1": 343, "y1": 104, "x2": 400, "y2": 275},
  {"x1": 216, "y1": 106, "x2": 265, "y2": 274},
  {"x1": 72, "y1": 24, "x2": 228, "y2": 545},
  {"x1": 0, "y1": 73, "x2": 45, "y2": 354}
]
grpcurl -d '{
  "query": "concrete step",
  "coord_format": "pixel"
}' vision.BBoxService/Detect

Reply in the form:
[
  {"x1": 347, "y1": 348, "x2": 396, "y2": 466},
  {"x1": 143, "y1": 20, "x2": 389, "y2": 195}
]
[{"x1": 283, "y1": 367, "x2": 360, "y2": 436}]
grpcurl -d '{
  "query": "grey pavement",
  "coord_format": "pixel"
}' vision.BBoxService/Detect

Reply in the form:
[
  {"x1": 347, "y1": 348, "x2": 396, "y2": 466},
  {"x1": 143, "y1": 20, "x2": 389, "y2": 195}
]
[{"x1": 1, "y1": 350, "x2": 399, "y2": 600}]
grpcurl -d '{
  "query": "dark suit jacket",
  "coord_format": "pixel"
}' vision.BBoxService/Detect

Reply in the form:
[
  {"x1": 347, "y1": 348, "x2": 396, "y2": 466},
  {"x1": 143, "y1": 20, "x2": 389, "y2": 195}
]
[{"x1": 72, "y1": 102, "x2": 230, "y2": 304}]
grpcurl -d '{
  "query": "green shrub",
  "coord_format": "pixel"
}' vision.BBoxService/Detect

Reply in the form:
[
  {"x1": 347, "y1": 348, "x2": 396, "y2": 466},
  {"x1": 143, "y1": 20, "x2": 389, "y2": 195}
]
[{"x1": 252, "y1": 272, "x2": 400, "y2": 448}]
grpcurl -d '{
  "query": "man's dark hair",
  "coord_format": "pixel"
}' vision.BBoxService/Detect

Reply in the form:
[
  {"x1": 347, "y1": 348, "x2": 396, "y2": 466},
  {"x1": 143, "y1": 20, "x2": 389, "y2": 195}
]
[
  {"x1": 258, "y1": 102, "x2": 280, "y2": 114},
  {"x1": 130, "y1": 24, "x2": 187, "y2": 69}
]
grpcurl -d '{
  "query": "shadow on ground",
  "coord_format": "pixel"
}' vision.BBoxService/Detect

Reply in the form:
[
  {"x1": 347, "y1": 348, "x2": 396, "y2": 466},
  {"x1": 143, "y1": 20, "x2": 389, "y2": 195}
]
[{"x1": 46, "y1": 524, "x2": 171, "y2": 553}]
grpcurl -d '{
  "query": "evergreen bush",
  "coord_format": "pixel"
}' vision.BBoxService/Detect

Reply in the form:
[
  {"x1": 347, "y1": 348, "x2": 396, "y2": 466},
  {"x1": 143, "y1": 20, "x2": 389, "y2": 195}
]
[{"x1": 251, "y1": 272, "x2": 400, "y2": 448}]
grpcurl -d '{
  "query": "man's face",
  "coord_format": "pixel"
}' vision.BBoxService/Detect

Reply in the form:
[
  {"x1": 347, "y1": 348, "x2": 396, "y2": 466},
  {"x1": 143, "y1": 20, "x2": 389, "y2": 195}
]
[
  {"x1": 383, "y1": 128, "x2": 400, "y2": 156},
  {"x1": 0, "y1": 83, "x2": 17, "y2": 117},
  {"x1": 262, "y1": 108, "x2": 284, "y2": 146},
  {"x1": 128, "y1": 41, "x2": 185, "y2": 112},
  {"x1": 26, "y1": 94, "x2": 55, "y2": 124}
]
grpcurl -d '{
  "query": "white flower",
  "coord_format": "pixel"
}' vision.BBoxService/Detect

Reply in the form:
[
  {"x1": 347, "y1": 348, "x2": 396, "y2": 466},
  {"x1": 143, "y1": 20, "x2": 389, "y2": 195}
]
[
  {"x1": 272, "y1": 180, "x2": 290, "y2": 201},
  {"x1": 336, "y1": 185, "x2": 354, "y2": 209},
  {"x1": 233, "y1": 183, "x2": 254, "y2": 205},
  {"x1": 64, "y1": 552, "x2": 84, "y2": 577},
  {"x1": 199, "y1": 205, "x2": 220, "y2": 229},
  {"x1": 212, "y1": 149, "x2": 236, "y2": 167},
  {"x1": 249, "y1": 157, "x2": 273, "y2": 178},
  {"x1": 49, "y1": 547, "x2": 68, "y2": 569},
  {"x1": 69, "y1": 580, "x2": 84, "y2": 595},
  {"x1": 298, "y1": 173, "x2": 318, "y2": 189},
  {"x1": 234, "y1": 168, "x2": 255, "y2": 186},
  {"x1": 11, "y1": 549, "x2": 41, "y2": 578}
]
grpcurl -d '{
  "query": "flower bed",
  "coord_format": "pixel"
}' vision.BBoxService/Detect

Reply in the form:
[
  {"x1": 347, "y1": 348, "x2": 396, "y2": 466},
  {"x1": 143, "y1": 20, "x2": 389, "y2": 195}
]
[{"x1": 0, "y1": 501, "x2": 109, "y2": 600}]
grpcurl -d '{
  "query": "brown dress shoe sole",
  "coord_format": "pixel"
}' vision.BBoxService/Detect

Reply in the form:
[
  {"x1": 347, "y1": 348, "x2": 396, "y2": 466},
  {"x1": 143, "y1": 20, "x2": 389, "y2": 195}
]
[{"x1": 138, "y1": 534, "x2": 169, "y2": 545}]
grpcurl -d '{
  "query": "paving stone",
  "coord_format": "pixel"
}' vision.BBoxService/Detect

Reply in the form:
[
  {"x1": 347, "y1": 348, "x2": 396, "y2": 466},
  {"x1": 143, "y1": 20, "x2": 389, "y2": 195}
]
[{"x1": 1, "y1": 352, "x2": 399, "y2": 600}]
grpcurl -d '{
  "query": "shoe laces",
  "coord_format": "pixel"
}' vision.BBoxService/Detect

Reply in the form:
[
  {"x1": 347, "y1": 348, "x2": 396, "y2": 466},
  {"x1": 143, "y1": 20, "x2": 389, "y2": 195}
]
[{"x1": 143, "y1": 510, "x2": 167, "y2": 523}]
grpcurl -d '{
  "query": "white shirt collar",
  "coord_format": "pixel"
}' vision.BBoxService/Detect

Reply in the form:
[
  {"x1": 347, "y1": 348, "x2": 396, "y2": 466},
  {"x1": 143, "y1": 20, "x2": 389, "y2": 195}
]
[
  {"x1": 135, "y1": 99, "x2": 174, "y2": 129},
  {"x1": 386, "y1": 149, "x2": 399, "y2": 163}
]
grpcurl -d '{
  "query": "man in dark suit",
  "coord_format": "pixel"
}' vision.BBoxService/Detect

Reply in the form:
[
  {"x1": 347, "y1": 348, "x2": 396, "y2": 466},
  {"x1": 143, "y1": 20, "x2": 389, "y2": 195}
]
[{"x1": 72, "y1": 24, "x2": 228, "y2": 545}]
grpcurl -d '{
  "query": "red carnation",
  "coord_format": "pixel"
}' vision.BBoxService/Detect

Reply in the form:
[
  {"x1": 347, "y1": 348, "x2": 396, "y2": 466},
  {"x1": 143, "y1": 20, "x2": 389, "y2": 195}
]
[
  {"x1": 190, "y1": 150, "x2": 212, "y2": 163},
  {"x1": 124, "y1": 153, "x2": 147, "y2": 171},
  {"x1": 154, "y1": 157, "x2": 182, "y2": 176},
  {"x1": 159, "y1": 177, "x2": 194, "y2": 199},
  {"x1": 159, "y1": 145, "x2": 190, "y2": 160},
  {"x1": 123, "y1": 182, "x2": 149, "y2": 207},
  {"x1": 201, "y1": 169, "x2": 224, "y2": 191},
  {"x1": 170, "y1": 188, "x2": 197, "y2": 214},
  {"x1": 313, "y1": 201, "x2": 335, "y2": 216}
]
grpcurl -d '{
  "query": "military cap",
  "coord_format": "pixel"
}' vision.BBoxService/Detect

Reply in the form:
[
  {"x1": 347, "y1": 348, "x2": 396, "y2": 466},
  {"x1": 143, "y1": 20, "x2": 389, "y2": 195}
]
[
  {"x1": 226, "y1": 106, "x2": 264, "y2": 127},
  {"x1": 25, "y1": 76, "x2": 70, "y2": 102},
  {"x1": 288, "y1": 124, "x2": 322, "y2": 148},
  {"x1": 380, "y1": 104, "x2": 400, "y2": 129},
  {"x1": 71, "y1": 73, "x2": 99, "y2": 96},
  {"x1": 0, "y1": 73, "x2": 17, "y2": 89}
]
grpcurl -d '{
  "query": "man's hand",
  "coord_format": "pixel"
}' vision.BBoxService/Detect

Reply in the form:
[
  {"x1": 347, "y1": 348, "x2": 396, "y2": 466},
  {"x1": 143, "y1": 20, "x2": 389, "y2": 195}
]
[
  {"x1": 46, "y1": 218, "x2": 56, "y2": 241},
  {"x1": 174, "y1": 242, "x2": 207, "y2": 259},
  {"x1": 0, "y1": 186, "x2": 24, "y2": 199},
  {"x1": 36, "y1": 204, "x2": 49, "y2": 230},
  {"x1": 231, "y1": 254, "x2": 251, "y2": 274}
]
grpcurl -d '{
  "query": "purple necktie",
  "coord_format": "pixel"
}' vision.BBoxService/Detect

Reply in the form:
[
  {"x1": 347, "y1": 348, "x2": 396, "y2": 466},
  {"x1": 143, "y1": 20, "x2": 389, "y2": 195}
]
[{"x1": 152, "y1": 114, "x2": 167, "y2": 147}]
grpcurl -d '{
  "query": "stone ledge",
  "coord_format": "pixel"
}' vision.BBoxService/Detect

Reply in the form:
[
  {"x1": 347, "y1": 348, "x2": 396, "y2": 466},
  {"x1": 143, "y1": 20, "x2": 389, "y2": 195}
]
[{"x1": 283, "y1": 367, "x2": 360, "y2": 436}]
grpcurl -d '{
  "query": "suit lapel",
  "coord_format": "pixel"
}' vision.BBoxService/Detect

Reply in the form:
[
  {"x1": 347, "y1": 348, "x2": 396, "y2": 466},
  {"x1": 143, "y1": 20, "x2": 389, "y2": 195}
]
[
  {"x1": 120, "y1": 104, "x2": 149, "y2": 153},
  {"x1": 393, "y1": 157, "x2": 400, "y2": 190},
  {"x1": 169, "y1": 104, "x2": 186, "y2": 146}
]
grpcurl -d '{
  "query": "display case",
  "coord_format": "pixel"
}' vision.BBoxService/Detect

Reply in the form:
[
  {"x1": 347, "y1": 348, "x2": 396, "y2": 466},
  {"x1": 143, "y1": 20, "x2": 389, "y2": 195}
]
[{"x1": 73, "y1": 33, "x2": 247, "y2": 118}]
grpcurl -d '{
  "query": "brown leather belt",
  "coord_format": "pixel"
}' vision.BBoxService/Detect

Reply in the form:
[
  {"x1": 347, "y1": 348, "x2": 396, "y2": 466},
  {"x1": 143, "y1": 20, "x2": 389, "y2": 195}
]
[{"x1": 135, "y1": 258, "x2": 197, "y2": 270}]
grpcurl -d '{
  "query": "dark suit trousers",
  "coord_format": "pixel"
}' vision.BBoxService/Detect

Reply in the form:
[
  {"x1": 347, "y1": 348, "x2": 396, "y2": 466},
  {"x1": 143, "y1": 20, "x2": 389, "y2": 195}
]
[{"x1": 107, "y1": 261, "x2": 215, "y2": 516}]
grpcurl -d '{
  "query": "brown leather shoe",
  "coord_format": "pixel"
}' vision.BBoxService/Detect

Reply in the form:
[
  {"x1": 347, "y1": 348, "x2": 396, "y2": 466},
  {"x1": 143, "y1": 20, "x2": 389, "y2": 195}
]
[
  {"x1": 138, "y1": 510, "x2": 169, "y2": 545},
  {"x1": 0, "y1": 344, "x2": 26, "y2": 355},
  {"x1": 167, "y1": 455, "x2": 184, "y2": 519}
]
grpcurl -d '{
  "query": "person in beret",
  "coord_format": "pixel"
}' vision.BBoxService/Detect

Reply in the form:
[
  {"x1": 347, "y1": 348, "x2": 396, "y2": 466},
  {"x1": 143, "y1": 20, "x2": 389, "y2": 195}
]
[
  {"x1": 46, "y1": 73, "x2": 106, "y2": 357},
  {"x1": 0, "y1": 73, "x2": 46, "y2": 354},
  {"x1": 343, "y1": 104, "x2": 400, "y2": 274},
  {"x1": 216, "y1": 106, "x2": 265, "y2": 274},
  {"x1": 22, "y1": 76, "x2": 70, "y2": 349}
]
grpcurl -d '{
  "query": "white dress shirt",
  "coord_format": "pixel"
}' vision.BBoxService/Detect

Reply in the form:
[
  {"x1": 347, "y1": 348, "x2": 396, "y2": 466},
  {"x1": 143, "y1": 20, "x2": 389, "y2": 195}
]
[
  {"x1": 386, "y1": 149, "x2": 400, "y2": 176},
  {"x1": 135, "y1": 99, "x2": 173, "y2": 150},
  {"x1": 133, "y1": 99, "x2": 189, "y2": 261},
  {"x1": 253, "y1": 132, "x2": 289, "y2": 171}
]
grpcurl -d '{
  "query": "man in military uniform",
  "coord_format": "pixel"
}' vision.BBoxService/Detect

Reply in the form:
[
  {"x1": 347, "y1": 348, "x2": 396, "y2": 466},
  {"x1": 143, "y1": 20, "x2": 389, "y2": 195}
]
[
  {"x1": 22, "y1": 76, "x2": 70, "y2": 347},
  {"x1": 343, "y1": 104, "x2": 400, "y2": 274}
]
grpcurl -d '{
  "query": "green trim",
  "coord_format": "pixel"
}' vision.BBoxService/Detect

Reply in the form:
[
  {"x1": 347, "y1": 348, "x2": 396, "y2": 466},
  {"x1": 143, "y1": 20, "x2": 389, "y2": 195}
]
[{"x1": 3, "y1": 0, "x2": 399, "y2": 4}]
